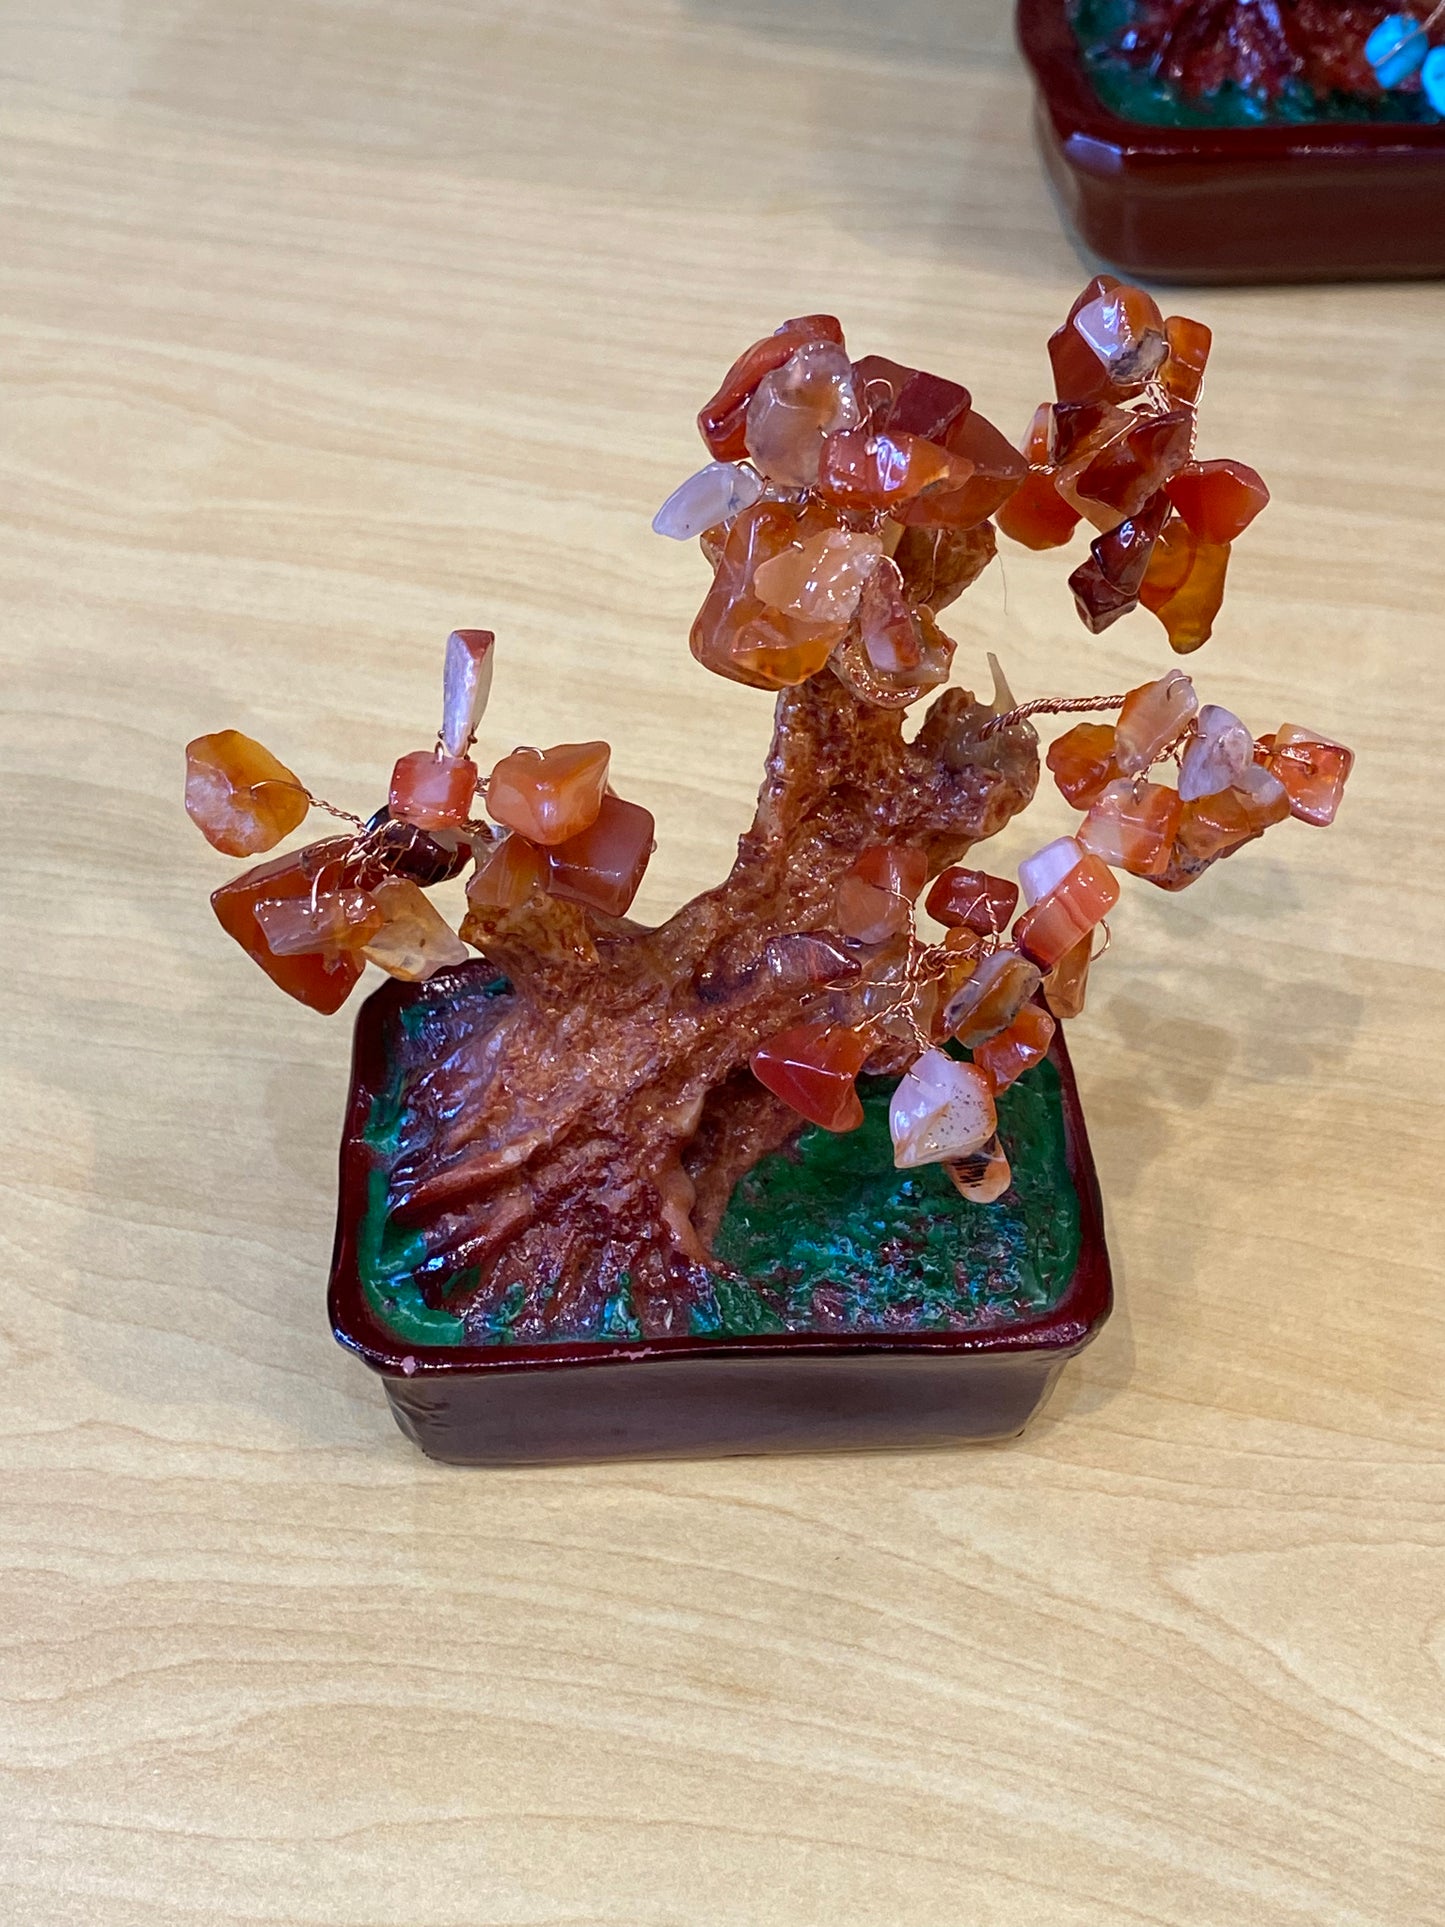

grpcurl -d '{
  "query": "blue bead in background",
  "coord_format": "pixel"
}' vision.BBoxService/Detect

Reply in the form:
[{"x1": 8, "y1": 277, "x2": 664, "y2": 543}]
[
  {"x1": 1365, "y1": 13, "x2": 1428, "y2": 87},
  {"x1": 1423, "y1": 45, "x2": 1445, "y2": 114}
]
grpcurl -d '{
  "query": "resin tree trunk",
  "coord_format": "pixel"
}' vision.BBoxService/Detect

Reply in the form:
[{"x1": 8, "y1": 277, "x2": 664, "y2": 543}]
[{"x1": 385, "y1": 672, "x2": 1038, "y2": 1340}]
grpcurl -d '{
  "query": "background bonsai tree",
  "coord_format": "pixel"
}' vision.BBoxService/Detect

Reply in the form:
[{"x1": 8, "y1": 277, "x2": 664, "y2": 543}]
[
  {"x1": 185, "y1": 280, "x2": 1352, "y2": 1340},
  {"x1": 1073, "y1": 0, "x2": 1445, "y2": 121}
]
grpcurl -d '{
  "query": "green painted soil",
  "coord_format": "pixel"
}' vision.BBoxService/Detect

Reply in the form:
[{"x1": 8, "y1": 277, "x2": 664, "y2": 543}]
[{"x1": 355, "y1": 998, "x2": 1081, "y2": 1347}]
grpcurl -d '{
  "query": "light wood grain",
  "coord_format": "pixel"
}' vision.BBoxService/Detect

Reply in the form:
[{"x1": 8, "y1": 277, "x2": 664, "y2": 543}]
[{"x1": 1, "y1": 2, "x2": 1442, "y2": 1922}]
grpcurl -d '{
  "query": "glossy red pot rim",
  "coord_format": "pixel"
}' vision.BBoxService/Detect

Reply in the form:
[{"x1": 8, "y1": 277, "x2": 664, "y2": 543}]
[{"x1": 328, "y1": 973, "x2": 1113, "y2": 1380}]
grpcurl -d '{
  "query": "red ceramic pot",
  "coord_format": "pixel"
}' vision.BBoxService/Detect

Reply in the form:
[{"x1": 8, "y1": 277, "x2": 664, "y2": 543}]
[
  {"x1": 1019, "y1": 0, "x2": 1445, "y2": 283},
  {"x1": 329, "y1": 979, "x2": 1112, "y2": 1465}
]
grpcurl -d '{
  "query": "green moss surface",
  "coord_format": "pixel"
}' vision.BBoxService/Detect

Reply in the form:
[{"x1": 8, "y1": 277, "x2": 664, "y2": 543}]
[
  {"x1": 703, "y1": 1064, "x2": 1078, "y2": 1336},
  {"x1": 355, "y1": 998, "x2": 1081, "y2": 1348}
]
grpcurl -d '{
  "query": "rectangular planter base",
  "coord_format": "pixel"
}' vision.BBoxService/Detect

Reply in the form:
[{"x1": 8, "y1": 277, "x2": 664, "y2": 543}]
[
  {"x1": 378, "y1": 1348, "x2": 1077, "y2": 1466},
  {"x1": 332, "y1": 975, "x2": 1111, "y2": 1466},
  {"x1": 1020, "y1": 0, "x2": 1445, "y2": 283}
]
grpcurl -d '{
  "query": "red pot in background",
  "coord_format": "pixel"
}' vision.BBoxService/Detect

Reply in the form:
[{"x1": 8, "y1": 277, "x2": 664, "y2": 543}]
[{"x1": 1018, "y1": 0, "x2": 1445, "y2": 283}]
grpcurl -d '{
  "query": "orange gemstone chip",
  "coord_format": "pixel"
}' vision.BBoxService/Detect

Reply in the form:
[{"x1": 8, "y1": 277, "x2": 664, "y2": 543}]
[
  {"x1": 924, "y1": 867, "x2": 1019, "y2": 935},
  {"x1": 942, "y1": 945, "x2": 1042, "y2": 1049},
  {"x1": 1162, "y1": 315, "x2": 1212, "y2": 407},
  {"x1": 185, "y1": 730, "x2": 309, "y2": 857},
  {"x1": 1166, "y1": 460, "x2": 1270, "y2": 546},
  {"x1": 1078, "y1": 778, "x2": 1183, "y2": 878},
  {"x1": 1139, "y1": 517, "x2": 1231, "y2": 654},
  {"x1": 1013, "y1": 855, "x2": 1119, "y2": 971},
  {"x1": 253, "y1": 888, "x2": 382, "y2": 958},
  {"x1": 974, "y1": 1002, "x2": 1056, "y2": 1092},
  {"x1": 389, "y1": 750, "x2": 479, "y2": 832},
  {"x1": 1043, "y1": 933, "x2": 1092, "y2": 1020},
  {"x1": 690, "y1": 500, "x2": 849, "y2": 690},
  {"x1": 697, "y1": 315, "x2": 845, "y2": 462},
  {"x1": 996, "y1": 405, "x2": 1083, "y2": 552},
  {"x1": 362, "y1": 879, "x2": 471, "y2": 982},
  {"x1": 751, "y1": 1022, "x2": 872, "y2": 1134},
  {"x1": 896, "y1": 410, "x2": 1026, "y2": 530},
  {"x1": 1115, "y1": 670, "x2": 1199, "y2": 776},
  {"x1": 1177, "y1": 767, "x2": 1291, "y2": 860},
  {"x1": 467, "y1": 833, "x2": 550, "y2": 912},
  {"x1": 211, "y1": 838, "x2": 370, "y2": 1012},
  {"x1": 547, "y1": 794, "x2": 656, "y2": 917},
  {"x1": 816, "y1": 429, "x2": 968, "y2": 514},
  {"x1": 1046, "y1": 723, "x2": 1120, "y2": 809},
  {"x1": 487, "y1": 741, "x2": 611, "y2": 846},
  {"x1": 833, "y1": 843, "x2": 929, "y2": 944},
  {"x1": 1258, "y1": 725, "x2": 1354, "y2": 827}
]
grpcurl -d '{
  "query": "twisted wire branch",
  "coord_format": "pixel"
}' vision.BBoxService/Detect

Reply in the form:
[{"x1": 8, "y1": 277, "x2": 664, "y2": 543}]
[{"x1": 980, "y1": 693, "x2": 1129, "y2": 738}]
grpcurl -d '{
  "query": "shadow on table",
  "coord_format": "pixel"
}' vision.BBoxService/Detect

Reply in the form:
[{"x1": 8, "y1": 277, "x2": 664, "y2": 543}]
[{"x1": 676, "y1": 0, "x2": 1092, "y2": 279}]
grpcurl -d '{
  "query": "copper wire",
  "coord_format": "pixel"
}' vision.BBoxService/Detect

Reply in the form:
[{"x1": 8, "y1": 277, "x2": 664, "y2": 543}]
[
  {"x1": 301, "y1": 788, "x2": 369, "y2": 831},
  {"x1": 1156, "y1": 719, "x2": 1199, "y2": 770},
  {"x1": 1379, "y1": 1, "x2": 1445, "y2": 63},
  {"x1": 1265, "y1": 738, "x2": 1325, "y2": 768},
  {"x1": 980, "y1": 693, "x2": 1130, "y2": 738}
]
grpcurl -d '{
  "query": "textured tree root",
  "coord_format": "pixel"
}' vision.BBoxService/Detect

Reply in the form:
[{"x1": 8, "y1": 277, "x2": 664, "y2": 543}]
[{"x1": 384, "y1": 669, "x2": 1039, "y2": 1340}]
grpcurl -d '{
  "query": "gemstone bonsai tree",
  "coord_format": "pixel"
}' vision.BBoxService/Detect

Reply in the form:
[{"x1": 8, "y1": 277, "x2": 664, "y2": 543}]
[{"x1": 186, "y1": 279, "x2": 1352, "y2": 1343}]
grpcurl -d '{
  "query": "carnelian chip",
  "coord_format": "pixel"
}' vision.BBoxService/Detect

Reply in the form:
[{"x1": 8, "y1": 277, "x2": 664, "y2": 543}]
[
  {"x1": 468, "y1": 833, "x2": 550, "y2": 912},
  {"x1": 974, "y1": 1002, "x2": 1056, "y2": 1091},
  {"x1": 1013, "y1": 855, "x2": 1119, "y2": 971},
  {"x1": 1260, "y1": 724, "x2": 1354, "y2": 827},
  {"x1": 942, "y1": 946, "x2": 1042, "y2": 1049},
  {"x1": 1046, "y1": 723, "x2": 1120, "y2": 809},
  {"x1": 1043, "y1": 934, "x2": 1092, "y2": 1020},
  {"x1": 1048, "y1": 275, "x2": 1124, "y2": 402},
  {"x1": 547, "y1": 794, "x2": 656, "y2": 917},
  {"x1": 1078, "y1": 778, "x2": 1183, "y2": 878},
  {"x1": 1177, "y1": 770, "x2": 1290, "y2": 859},
  {"x1": 185, "y1": 730, "x2": 309, "y2": 857},
  {"x1": 816, "y1": 429, "x2": 966, "y2": 514},
  {"x1": 856, "y1": 559, "x2": 921, "y2": 673},
  {"x1": 895, "y1": 410, "x2": 1026, "y2": 530},
  {"x1": 1114, "y1": 670, "x2": 1198, "y2": 777},
  {"x1": 1162, "y1": 315, "x2": 1212, "y2": 406},
  {"x1": 487, "y1": 741, "x2": 611, "y2": 846},
  {"x1": 751, "y1": 1023, "x2": 871, "y2": 1133},
  {"x1": 690, "y1": 500, "x2": 849, "y2": 690},
  {"x1": 833, "y1": 844, "x2": 929, "y2": 944},
  {"x1": 925, "y1": 867, "x2": 1019, "y2": 935},
  {"x1": 211, "y1": 838, "x2": 370, "y2": 1012},
  {"x1": 1068, "y1": 492, "x2": 1171, "y2": 633},
  {"x1": 253, "y1": 888, "x2": 381, "y2": 957},
  {"x1": 696, "y1": 315, "x2": 844, "y2": 461},
  {"x1": 1166, "y1": 459, "x2": 1269, "y2": 545},
  {"x1": 362, "y1": 879, "x2": 470, "y2": 982},
  {"x1": 996, "y1": 469, "x2": 1081, "y2": 550},
  {"x1": 1069, "y1": 410, "x2": 1193, "y2": 523},
  {"x1": 389, "y1": 750, "x2": 478, "y2": 832},
  {"x1": 1139, "y1": 518, "x2": 1231, "y2": 654}
]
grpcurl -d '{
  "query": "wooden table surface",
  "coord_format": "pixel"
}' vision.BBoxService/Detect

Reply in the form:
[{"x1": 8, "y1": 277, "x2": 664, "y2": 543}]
[{"x1": 2, "y1": 2, "x2": 1442, "y2": 1921}]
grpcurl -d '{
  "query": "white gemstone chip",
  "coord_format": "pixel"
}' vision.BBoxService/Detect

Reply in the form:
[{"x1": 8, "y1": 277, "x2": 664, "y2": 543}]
[
  {"x1": 440, "y1": 629, "x2": 495, "y2": 758},
  {"x1": 1178, "y1": 703, "x2": 1253, "y2": 802},
  {"x1": 652, "y1": 462, "x2": 765, "y2": 541},
  {"x1": 1019, "y1": 836, "x2": 1084, "y2": 907},
  {"x1": 889, "y1": 1049, "x2": 998, "y2": 1170}
]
